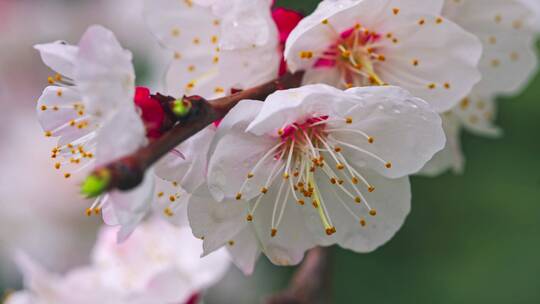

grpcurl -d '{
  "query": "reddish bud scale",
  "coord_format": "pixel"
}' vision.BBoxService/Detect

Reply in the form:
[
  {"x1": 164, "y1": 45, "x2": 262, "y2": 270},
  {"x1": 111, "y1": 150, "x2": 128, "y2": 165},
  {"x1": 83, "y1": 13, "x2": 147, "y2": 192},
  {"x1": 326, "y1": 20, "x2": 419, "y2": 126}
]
[
  {"x1": 272, "y1": 7, "x2": 304, "y2": 76},
  {"x1": 134, "y1": 87, "x2": 165, "y2": 139}
]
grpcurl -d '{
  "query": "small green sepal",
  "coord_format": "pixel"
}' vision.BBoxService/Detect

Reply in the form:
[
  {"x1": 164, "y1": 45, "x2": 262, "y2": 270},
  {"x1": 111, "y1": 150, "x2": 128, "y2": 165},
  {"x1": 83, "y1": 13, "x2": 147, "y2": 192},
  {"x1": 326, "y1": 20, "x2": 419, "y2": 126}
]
[
  {"x1": 81, "y1": 169, "x2": 111, "y2": 198},
  {"x1": 172, "y1": 98, "x2": 192, "y2": 118}
]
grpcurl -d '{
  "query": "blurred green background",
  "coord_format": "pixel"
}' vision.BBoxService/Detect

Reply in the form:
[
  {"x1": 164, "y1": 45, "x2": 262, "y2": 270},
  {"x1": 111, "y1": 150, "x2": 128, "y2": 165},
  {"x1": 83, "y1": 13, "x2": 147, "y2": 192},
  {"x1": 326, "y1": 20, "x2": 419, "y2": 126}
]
[
  {"x1": 2, "y1": 0, "x2": 539, "y2": 303},
  {"x1": 209, "y1": 1, "x2": 540, "y2": 303}
]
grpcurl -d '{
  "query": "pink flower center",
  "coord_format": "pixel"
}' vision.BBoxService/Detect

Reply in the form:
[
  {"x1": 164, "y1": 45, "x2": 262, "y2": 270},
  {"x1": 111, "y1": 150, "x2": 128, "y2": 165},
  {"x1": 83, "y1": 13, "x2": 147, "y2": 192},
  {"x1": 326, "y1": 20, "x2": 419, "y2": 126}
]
[{"x1": 313, "y1": 24, "x2": 387, "y2": 88}]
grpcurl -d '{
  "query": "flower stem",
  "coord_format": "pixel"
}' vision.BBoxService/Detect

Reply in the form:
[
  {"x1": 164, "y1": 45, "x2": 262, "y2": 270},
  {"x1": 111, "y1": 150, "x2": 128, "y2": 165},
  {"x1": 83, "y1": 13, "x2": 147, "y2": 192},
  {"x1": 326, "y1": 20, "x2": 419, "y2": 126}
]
[{"x1": 266, "y1": 247, "x2": 332, "y2": 304}]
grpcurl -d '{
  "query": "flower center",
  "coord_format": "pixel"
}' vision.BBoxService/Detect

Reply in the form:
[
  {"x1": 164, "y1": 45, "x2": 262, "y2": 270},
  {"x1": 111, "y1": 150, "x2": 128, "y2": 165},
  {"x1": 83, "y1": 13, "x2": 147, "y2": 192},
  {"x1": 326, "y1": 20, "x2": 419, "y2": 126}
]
[
  {"x1": 315, "y1": 24, "x2": 387, "y2": 88},
  {"x1": 236, "y1": 115, "x2": 393, "y2": 238}
]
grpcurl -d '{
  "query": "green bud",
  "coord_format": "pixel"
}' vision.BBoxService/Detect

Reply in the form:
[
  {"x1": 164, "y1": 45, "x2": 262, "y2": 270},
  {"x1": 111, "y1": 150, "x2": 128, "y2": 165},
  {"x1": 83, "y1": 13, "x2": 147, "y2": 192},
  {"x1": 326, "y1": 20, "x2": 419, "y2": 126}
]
[
  {"x1": 172, "y1": 98, "x2": 192, "y2": 118},
  {"x1": 81, "y1": 169, "x2": 111, "y2": 198}
]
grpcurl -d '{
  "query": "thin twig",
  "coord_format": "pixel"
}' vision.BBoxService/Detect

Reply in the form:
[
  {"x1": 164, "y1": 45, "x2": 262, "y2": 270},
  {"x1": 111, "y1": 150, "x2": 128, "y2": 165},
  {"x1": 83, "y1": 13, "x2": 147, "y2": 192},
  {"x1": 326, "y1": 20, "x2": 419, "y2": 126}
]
[
  {"x1": 266, "y1": 247, "x2": 332, "y2": 304},
  {"x1": 86, "y1": 71, "x2": 304, "y2": 194}
]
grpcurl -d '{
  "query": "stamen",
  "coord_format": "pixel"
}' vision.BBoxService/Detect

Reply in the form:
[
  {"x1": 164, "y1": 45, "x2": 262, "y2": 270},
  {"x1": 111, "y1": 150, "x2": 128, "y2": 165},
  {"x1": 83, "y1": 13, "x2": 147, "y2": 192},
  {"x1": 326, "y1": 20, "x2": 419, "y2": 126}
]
[
  {"x1": 325, "y1": 128, "x2": 374, "y2": 143},
  {"x1": 330, "y1": 137, "x2": 391, "y2": 168}
]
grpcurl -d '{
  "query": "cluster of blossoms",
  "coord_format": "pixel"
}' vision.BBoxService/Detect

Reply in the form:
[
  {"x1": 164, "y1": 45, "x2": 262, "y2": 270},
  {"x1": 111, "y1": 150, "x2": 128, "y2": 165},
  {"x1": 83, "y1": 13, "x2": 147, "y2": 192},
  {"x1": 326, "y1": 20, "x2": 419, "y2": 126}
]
[{"x1": 11, "y1": 0, "x2": 538, "y2": 301}]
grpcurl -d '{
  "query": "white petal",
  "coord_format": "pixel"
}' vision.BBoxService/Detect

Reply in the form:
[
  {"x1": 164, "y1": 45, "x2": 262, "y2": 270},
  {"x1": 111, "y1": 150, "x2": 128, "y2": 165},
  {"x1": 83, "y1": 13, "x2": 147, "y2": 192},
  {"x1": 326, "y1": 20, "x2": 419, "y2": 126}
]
[
  {"x1": 443, "y1": 0, "x2": 538, "y2": 96},
  {"x1": 156, "y1": 125, "x2": 216, "y2": 193},
  {"x1": 188, "y1": 186, "x2": 248, "y2": 255},
  {"x1": 36, "y1": 86, "x2": 94, "y2": 141},
  {"x1": 419, "y1": 112, "x2": 465, "y2": 176},
  {"x1": 153, "y1": 176, "x2": 190, "y2": 226},
  {"x1": 452, "y1": 93, "x2": 501, "y2": 137},
  {"x1": 2, "y1": 292, "x2": 33, "y2": 304},
  {"x1": 75, "y1": 25, "x2": 136, "y2": 118},
  {"x1": 212, "y1": 0, "x2": 276, "y2": 49},
  {"x1": 286, "y1": 0, "x2": 482, "y2": 112},
  {"x1": 285, "y1": 0, "x2": 445, "y2": 73},
  {"x1": 105, "y1": 169, "x2": 155, "y2": 243},
  {"x1": 332, "y1": 86, "x2": 446, "y2": 178},
  {"x1": 164, "y1": 41, "x2": 279, "y2": 99},
  {"x1": 374, "y1": 13, "x2": 482, "y2": 112},
  {"x1": 302, "y1": 66, "x2": 342, "y2": 87},
  {"x1": 95, "y1": 108, "x2": 146, "y2": 167},
  {"x1": 247, "y1": 84, "x2": 355, "y2": 136},
  {"x1": 225, "y1": 227, "x2": 261, "y2": 275},
  {"x1": 249, "y1": 185, "x2": 319, "y2": 267},
  {"x1": 207, "y1": 100, "x2": 280, "y2": 201},
  {"x1": 14, "y1": 252, "x2": 58, "y2": 294},
  {"x1": 34, "y1": 41, "x2": 78, "y2": 78},
  {"x1": 144, "y1": 0, "x2": 218, "y2": 54},
  {"x1": 143, "y1": 268, "x2": 193, "y2": 303},
  {"x1": 313, "y1": 168, "x2": 411, "y2": 253}
]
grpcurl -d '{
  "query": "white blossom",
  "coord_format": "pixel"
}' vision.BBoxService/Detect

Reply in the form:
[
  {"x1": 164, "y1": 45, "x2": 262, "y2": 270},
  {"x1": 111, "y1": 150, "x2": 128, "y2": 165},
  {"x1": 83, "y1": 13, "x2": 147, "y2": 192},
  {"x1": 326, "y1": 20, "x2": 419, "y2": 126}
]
[
  {"x1": 5, "y1": 218, "x2": 230, "y2": 304},
  {"x1": 422, "y1": 0, "x2": 538, "y2": 175},
  {"x1": 35, "y1": 25, "x2": 151, "y2": 241},
  {"x1": 144, "y1": 0, "x2": 281, "y2": 99},
  {"x1": 188, "y1": 84, "x2": 445, "y2": 273},
  {"x1": 284, "y1": 0, "x2": 483, "y2": 112}
]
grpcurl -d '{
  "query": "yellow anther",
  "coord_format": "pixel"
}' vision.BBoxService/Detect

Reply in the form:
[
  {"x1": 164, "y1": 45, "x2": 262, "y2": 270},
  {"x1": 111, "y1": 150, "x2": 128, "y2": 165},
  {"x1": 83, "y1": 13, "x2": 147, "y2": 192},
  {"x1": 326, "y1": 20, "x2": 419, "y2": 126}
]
[
  {"x1": 385, "y1": 162, "x2": 392, "y2": 169},
  {"x1": 278, "y1": 129, "x2": 284, "y2": 136},
  {"x1": 297, "y1": 199, "x2": 305, "y2": 206},
  {"x1": 261, "y1": 187, "x2": 268, "y2": 194},
  {"x1": 228, "y1": 240, "x2": 235, "y2": 246},
  {"x1": 345, "y1": 117, "x2": 353, "y2": 124},
  {"x1": 355, "y1": 197, "x2": 361, "y2": 203},
  {"x1": 247, "y1": 172, "x2": 254, "y2": 179},
  {"x1": 235, "y1": 193, "x2": 242, "y2": 200},
  {"x1": 64, "y1": 173, "x2": 71, "y2": 179},
  {"x1": 360, "y1": 218, "x2": 367, "y2": 227},
  {"x1": 369, "y1": 209, "x2": 377, "y2": 216},
  {"x1": 351, "y1": 177, "x2": 359, "y2": 184},
  {"x1": 368, "y1": 186, "x2": 375, "y2": 193},
  {"x1": 86, "y1": 208, "x2": 93, "y2": 217},
  {"x1": 312, "y1": 200, "x2": 319, "y2": 208},
  {"x1": 164, "y1": 207, "x2": 174, "y2": 217},
  {"x1": 336, "y1": 163, "x2": 345, "y2": 170},
  {"x1": 283, "y1": 172, "x2": 290, "y2": 179},
  {"x1": 246, "y1": 214, "x2": 253, "y2": 222},
  {"x1": 169, "y1": 195, "x2": 176, "y2": 202},
  {"x1": 334, "y1": 146, "x2": 342, "y2": 153},
  {"x1": 171, "y1": 28, "x2": 180, "y2": 37},
  {"x1": 271, "y1": 229, "x2": 278, "y2": 237},
  {"x1": 299, "y1": 51, "x2": 313, "y2": 59},
  {"x1": 368, "y1": 136, "x2": 375, "y2": 144},
  {"x1": 392, "y1": 8, "x2": 400, "y2": 15},
  {"x1": 94, "y1": 207, "x2": 101, "y2": 215},
  {"x1": 157, "y1": 192, "x2": 164, "y2": 198},
  {"x1": 325, "y1": 226, "x2": 337, "y2": 236}
]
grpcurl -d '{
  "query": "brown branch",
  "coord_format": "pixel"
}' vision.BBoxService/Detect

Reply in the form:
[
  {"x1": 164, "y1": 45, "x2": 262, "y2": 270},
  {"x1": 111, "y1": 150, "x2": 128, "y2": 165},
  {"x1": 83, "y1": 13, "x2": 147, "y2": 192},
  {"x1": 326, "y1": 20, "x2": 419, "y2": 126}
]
[
  {"x1": 86, "y1": 71, "x2": 304, "y2": 194},
  {"x1": 266, "y1": 247, "x2": 332, "y2": 304}
]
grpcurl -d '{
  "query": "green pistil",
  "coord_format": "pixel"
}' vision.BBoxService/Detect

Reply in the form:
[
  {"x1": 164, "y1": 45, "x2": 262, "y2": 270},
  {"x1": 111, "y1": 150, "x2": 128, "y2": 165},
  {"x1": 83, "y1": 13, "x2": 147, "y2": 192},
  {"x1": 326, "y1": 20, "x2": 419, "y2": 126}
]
[{"x1": 81, "y1": 169, "x2": 111, "y2": 198}]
